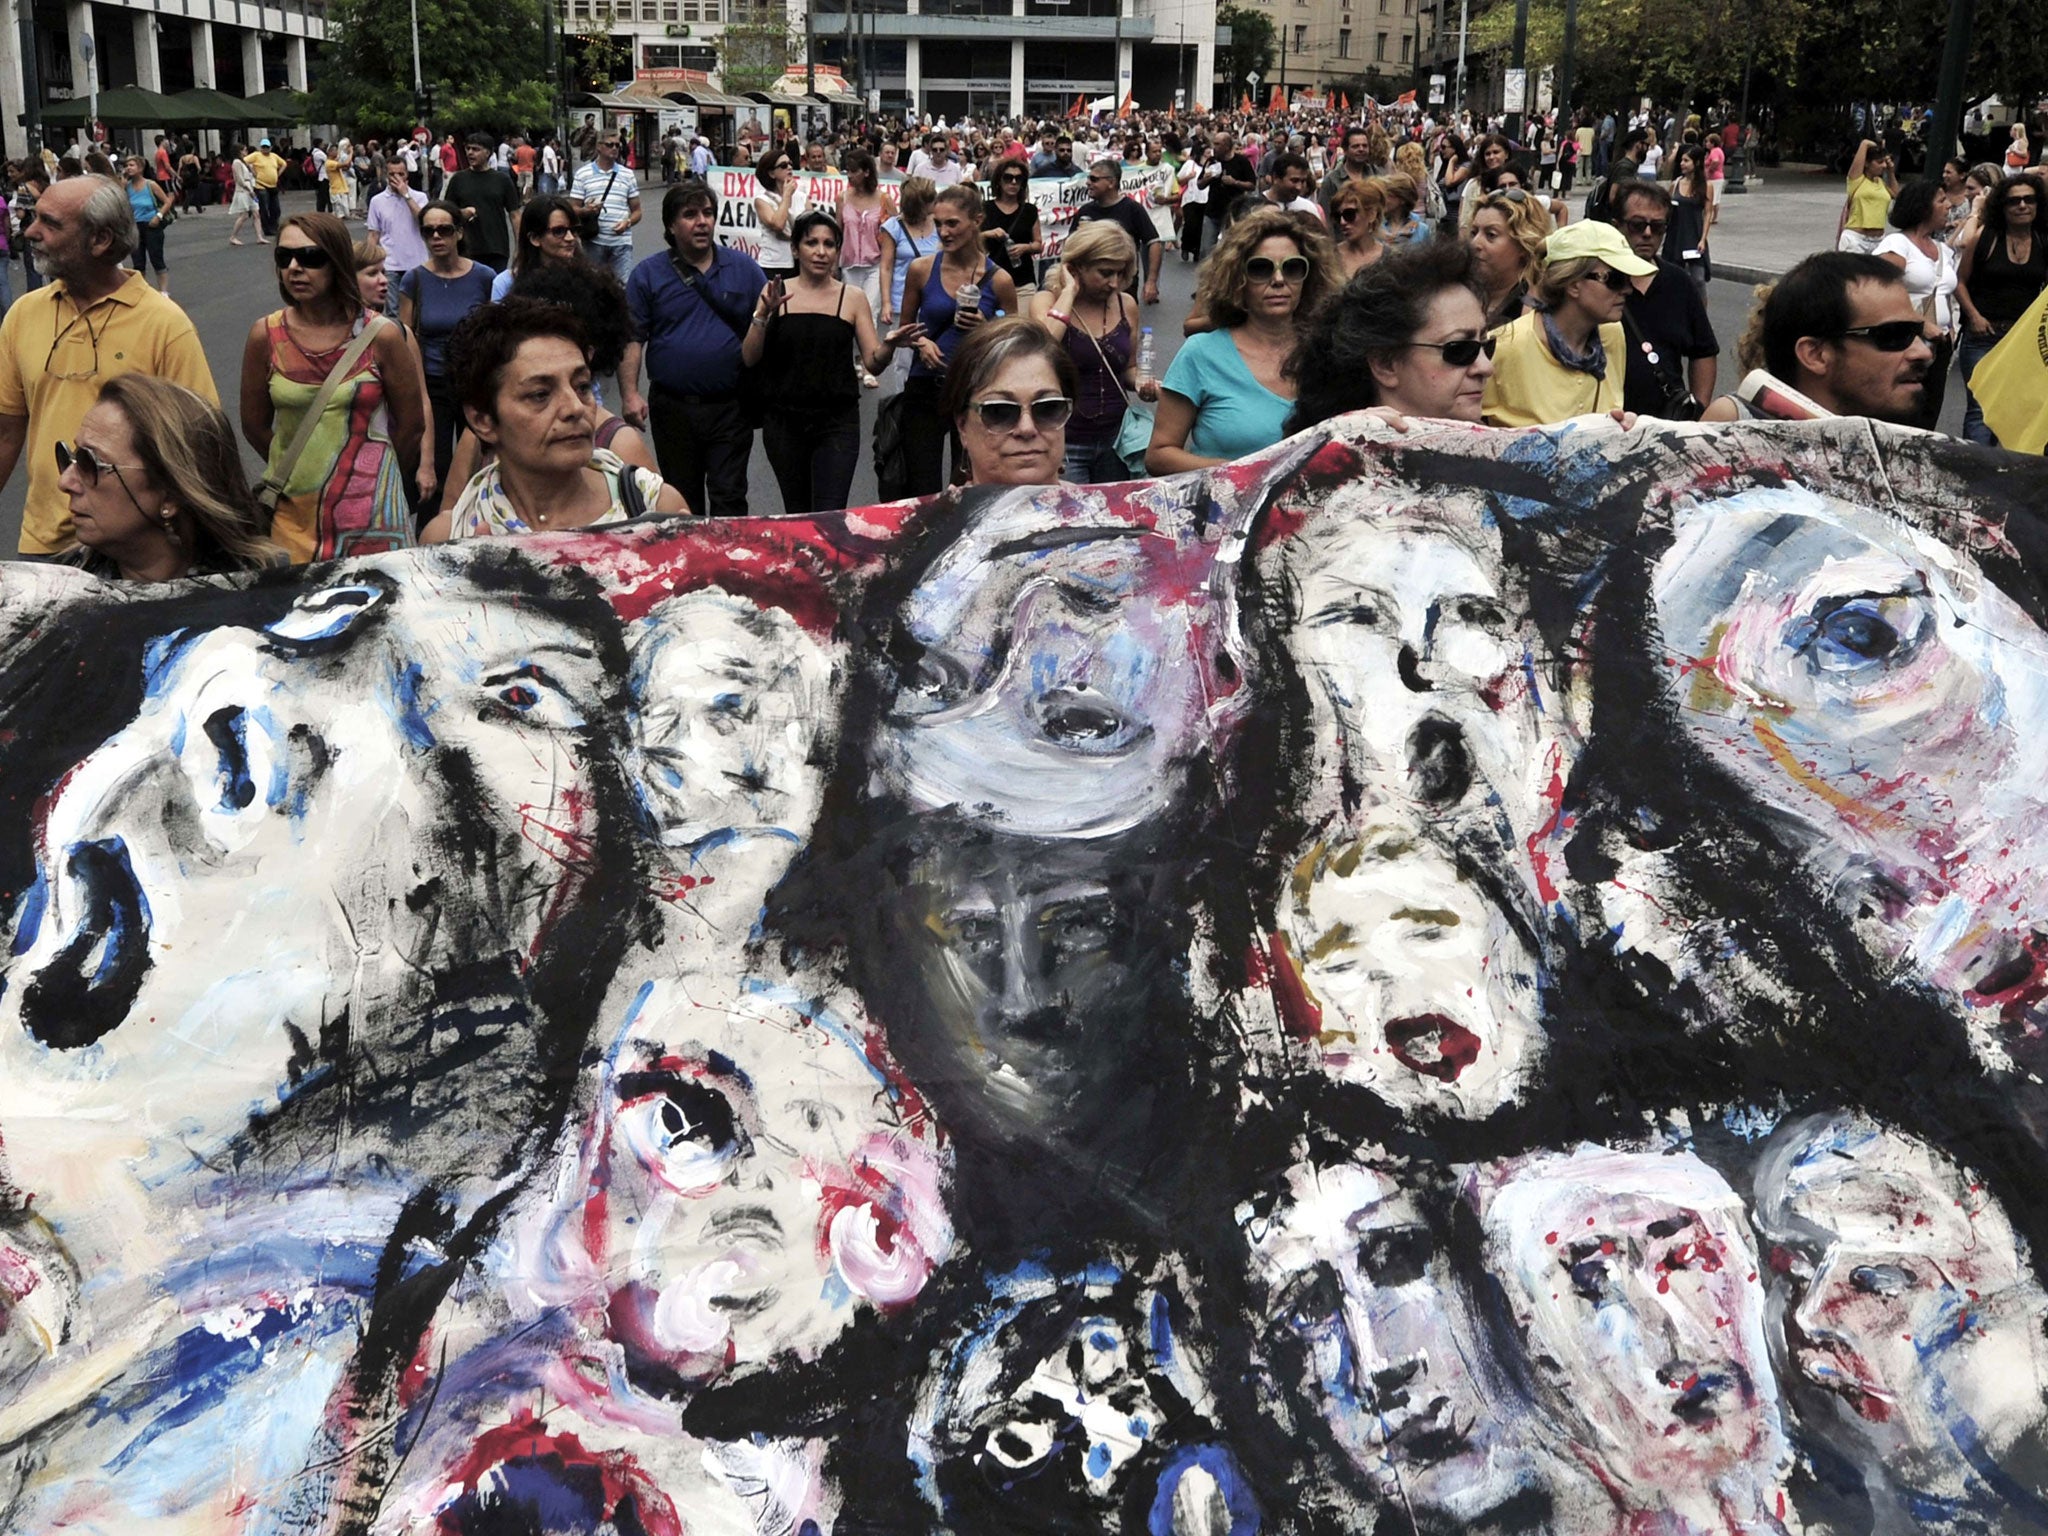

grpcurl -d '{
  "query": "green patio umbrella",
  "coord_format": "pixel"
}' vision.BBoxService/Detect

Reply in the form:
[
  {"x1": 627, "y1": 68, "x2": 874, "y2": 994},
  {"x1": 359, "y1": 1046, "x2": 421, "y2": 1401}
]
[
  {"x1": 40, "y1": 86, "x2": 206, "y2": 131},
  {"x1": 242, "y1": 88, "x2": 312, "y2": 123},
  {"x1": 169, "y1": 87, "x2": 264, "y2": 127}
]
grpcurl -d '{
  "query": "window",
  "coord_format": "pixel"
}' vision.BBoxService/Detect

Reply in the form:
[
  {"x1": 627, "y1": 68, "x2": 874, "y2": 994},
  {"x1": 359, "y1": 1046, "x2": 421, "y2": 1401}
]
[
  {"x1": 1374, "y1": 30, "x2": 1386, "y2": 58},
  {"x1": 639, "y1": 0, "x2": 657, "y2": 20},
  {"x1": 1337, "y1": 26, "x2": 1350, "y2": 54},
  {"x1": 661, "y1": 0, "x2": 679, "y2": 17},
  {"x1": 642, "y1": 42, "x2": 681, "y2": 66},
  {"x1": 681, "y1": 0, "x2": 720, "y2": 17},
  {"x1": 1293, "y1": 23, "x2": 1306, "y2": 49},
  {"x1": 1400, "y1": 32, "x2": 1411, "y2": 59}
]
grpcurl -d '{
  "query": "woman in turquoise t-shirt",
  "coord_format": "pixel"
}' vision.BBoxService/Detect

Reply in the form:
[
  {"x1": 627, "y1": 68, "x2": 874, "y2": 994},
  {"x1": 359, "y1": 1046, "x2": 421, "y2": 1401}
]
[{"x1": 1147, "y1": 207, "x2": 1336, "y2": 471}]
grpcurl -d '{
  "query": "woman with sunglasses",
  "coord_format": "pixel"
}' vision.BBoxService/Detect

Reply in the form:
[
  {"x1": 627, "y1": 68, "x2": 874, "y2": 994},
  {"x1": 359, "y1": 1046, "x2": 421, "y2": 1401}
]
[
  {"x1": 940, "y1": 316, "x2": 1078, "y2": 488},
  {"x1": 1329, "y1": 177, "x2": 1391, "y2": 278},
  {"x1": 900, "y1": 184, "x2": 1018, "y2": 495},
  {"x1": 1028, "y1": 220, "x2": 1155, "y2": 483},
  {"x1": 59, "y1": 375, "x2": 282, "y2": 580},
  {"x1": 491, "y1": 194, "x2": 582, "y2": 301},
  {"x1": 398, "y1": 198, "x2": 497, "y2": 504},
  {"x1": 1954, "y1": 172, "x2": 2044, "y2": 446},
  {"x1": 753, "y1": 151, "x2": 804, "y2": 280},
  {"x1": 1285, "y1": 238, "x2": 1497, "y2": 430},
  {"x1": 743, "y1": 209, "x2": 922, "y2": 514},
  {"x1": 1482, "y1": 221, "x2": 1654, "y2": 429},
  {"x1": 1147, "y1": 206, "x2": 1337, "y2": 474},
  {"x1": 1468, "y1": 185, "x2": 1554, "y2": 329},
  {"x1": 239, "y1": 212, "x2": 424, "y2": 562},
  {"x1": 982, "y1": 158, "x2": 1042, "y2": 298}
]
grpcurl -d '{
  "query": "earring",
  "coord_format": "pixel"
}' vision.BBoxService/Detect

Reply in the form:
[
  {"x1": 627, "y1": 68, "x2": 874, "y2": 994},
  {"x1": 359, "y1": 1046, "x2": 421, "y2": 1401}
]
[{"x1": 159, "y1": 507, "x2": 182, "y2": 547}]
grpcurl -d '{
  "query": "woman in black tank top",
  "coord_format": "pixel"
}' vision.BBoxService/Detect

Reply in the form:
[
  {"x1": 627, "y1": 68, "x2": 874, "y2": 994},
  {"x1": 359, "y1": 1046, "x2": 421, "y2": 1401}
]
[
  {"x1": 742, "y1": 208, "x2": 926, "y2": 514},
  {"x1": 1956, "y1": 172, "x2": 2046, "y2": 446}
]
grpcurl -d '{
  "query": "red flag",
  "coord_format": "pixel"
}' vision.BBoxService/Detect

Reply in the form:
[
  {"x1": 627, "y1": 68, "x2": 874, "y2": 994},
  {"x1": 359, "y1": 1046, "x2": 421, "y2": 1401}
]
[
  {"x1": 1397, "y1": 89, "x2": 1417, "y2": 105},
  {"x1": 1067, "y1": 94, "x2": 1084, "y2": 119},
  {"x1": 1267, "y1": 85, "x2": 1285, "y2": 112},
  {"x1": 1339, "y1": 92, "x2": 1350, "y2": 111},
  {"x1": 1119, "y1": 91, "x2": 1134, "y2": 116},
  {"x1": 1240, "y1": 92, "x2": 1254, "y2": 112}
]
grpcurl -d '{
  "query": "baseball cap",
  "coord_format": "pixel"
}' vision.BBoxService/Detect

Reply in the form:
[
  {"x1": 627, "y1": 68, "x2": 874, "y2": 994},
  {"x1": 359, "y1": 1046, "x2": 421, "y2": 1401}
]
[
  {"x1": 1543, "y1": 220, "x2": 1657, "y2": 277},
  {"x1": 259, "y1": 138, "x2": 271, "y2": 147}
]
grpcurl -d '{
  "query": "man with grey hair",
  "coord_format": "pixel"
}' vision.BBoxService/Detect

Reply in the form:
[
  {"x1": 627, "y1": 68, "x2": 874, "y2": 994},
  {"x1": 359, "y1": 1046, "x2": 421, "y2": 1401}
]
[
  {"x1": 1071, "y1": 158, "x2": 1163, "y2": 304},
  {"x1": 0, "y1": 175, "x2": 215, "y2": 557}
]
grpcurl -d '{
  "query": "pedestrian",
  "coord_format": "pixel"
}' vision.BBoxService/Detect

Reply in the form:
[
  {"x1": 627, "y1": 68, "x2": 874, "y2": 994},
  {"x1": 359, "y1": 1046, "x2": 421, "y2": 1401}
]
[
  {"x1": 940, "y1": 317, "x2": 1076, "y2": 488},
  {"x1": 1954, "y1": 172, "x2": 2046, "y2": 445},
  {"x1": 0, "y1": 174, "x2": 216, "y2": 557},
  {"x1": 979, "y1": 157, "x2": 1041, "y2": 302},
  {"x1": 355, "y1": 234, "x2": 437, "y2": 510},
  {"x1": 899, "y1": 184, "x2": 1017, "y2": 495},
  {"x1": 1839, "y1": 139, "x2": 1897, "y2": 255},
  {"x1": 1285, "y1": 237, "x2": 1498, "y2": 430},
  {"x1": 122, "y1": 155, "x2": 173, "y2": 297},
  {"x1": 1201, "y1": 132, "x2": 1258, "y2": 253},
  {"x1": 743, "y1": 209, "x2": 911, "y2": 515},
  {"x1": 328, "y1": 137, "x2": 355, "y2": 219},
  {"x1": 573, "y1": 113, "x2": 600, "y2": 170},
  {"x1": 1176, "y1": 141, "x2": 1210, "y2": 262},
  {"x1": 55, "y1": 374, "x2": 280, "y2": 580},
  {"x1": 837, "y1": 148, "x2": 896, "y2": 323},
  {"x1": 423, "y1": 299, "x2": 686, "y2": 541},
  {"x1": 1468, "y1": 185, "x2": 1553, "y2": 327},
  {"x1": 1028, "y1": 221, "x2": 1156, "y2": 484},
  {"x1": 570, "y1": 128, "x2": 641, "y2": 284},
  {"x1": 365, "y1": 161, "x2": 429, "y2": 312},
  {"x1": 1317, "y1": 124, "x2": 1382, "y2": 218},
  {"x1": 1380, "y1": 172, "x2": 1433, "y2": 242},
  {"x1": 1146, "y1": 206, "x2": 1336, "y2": 473},
  {"x1": 1329, "y1": 177, "x2": 1390, "y2": 277},
  {"x1": 449, "y1": 133, "x2": 521, "y2": 274},
  {"x1": 1666, "y1": 143, "x2": 1716, "y2": 287},
  {"x1": 2007, "y1": 125, "x2": 2032, "y2": 179},
  {"x1": 1872, "y1": 177, "x2": 1959, "y2": 429},
  {"x1": 311, "y1": 138, "x2": 330, "y2": 214},
  {"x1": 239, "y1": 213, "x2": 423, "y2": 563},
  {"x1": 227, "y1": 144, "x2": 264, "y2": 245},
  {"x1": 1700, "y1": 253, "x2": 1935, "y2": 426},
  {"x1": 246, "y1": 138, "x2": 286, "y2": 238},
  {"x1": 492, "y1": 195, "x2": 582, "y2": 301},
  {"x1": 1482, "y1": 221, "x2": 1653, "y2": 428},
  {"x1": 876, "y1": 175, "x2": 939, "y2": 382},
  {"x1": 1073, "y1": 159, "x2": 1164, "y2": 302},
  {"x1": 689, "y1": 136, "x2": 713, "y2": 179},
  {"x1": 751, "y1": 147, "x2": 803, "y2": 279},
  {"x1": 399, "y1": 200, "x2": 497, "y2": 501},
  {"x1": 1395, "y1": 141, "x2": 1445, "y2": 223},
  {"x1": 539, "y1": 136, "x2": 562, "y2": 198},
  {"x1": 1609, "y1": 179, "x2": 1718, "y2": 419},
  {"x1": 1259, "y1": 153, "x2": 1324, "y2": 220},
  {"x1": 619, "y1": 177, "x2": 767, "y2": 518},
  {"x1": 177, "y1": 140, "x2": 203, "y2": 212},
  {"x1": 513, "y1": 136, "x2": 537, "y2": 200}
]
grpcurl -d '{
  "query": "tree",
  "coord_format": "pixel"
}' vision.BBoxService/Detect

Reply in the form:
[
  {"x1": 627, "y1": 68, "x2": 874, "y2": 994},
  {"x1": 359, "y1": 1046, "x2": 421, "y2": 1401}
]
[
  {"x1": 314, "y1": 0, "x2": 552, "y2": 133},
  {"x1": 1216, "y1": 4, "x2": 1278, "y2": 100},
  {"x1": 721, "y1": 1, "x2": 800, "y2": 94}
]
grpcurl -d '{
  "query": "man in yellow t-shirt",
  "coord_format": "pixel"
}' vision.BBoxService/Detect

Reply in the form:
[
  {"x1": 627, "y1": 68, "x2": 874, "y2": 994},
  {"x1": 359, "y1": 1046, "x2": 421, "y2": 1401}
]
[
  {"x1": 0, "y1": 176, "x2": 218, "y2": 555},
  {"x1": 246, "y1": 138, "x2": 286, "y2": 237}
]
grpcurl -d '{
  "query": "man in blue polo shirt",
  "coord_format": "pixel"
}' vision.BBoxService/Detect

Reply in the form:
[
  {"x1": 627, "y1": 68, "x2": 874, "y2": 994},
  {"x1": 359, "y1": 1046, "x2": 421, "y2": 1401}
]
[{"x1": 621, "y1": 178, "x2": 767, "y2": 517}]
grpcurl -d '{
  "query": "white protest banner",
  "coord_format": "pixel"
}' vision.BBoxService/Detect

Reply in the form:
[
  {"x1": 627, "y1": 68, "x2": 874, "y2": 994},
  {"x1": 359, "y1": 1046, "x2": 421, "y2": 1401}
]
[{"x1": 709, "y1": 169, "x2": 851, "y2": 259}]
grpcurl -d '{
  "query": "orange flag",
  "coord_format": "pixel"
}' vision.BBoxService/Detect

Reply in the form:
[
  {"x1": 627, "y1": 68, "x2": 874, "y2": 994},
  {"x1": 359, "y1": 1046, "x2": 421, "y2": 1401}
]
[
  {"x1": 1267, "y1": 85, "x2": 1285, "y2": 112},
  {"x1": 1240, "y1": 92, "x2": 1253, "y2": 111},
  {"x1": 1340, "y1": 92, "x2": 1350, "y2": 111},
  {"x1": 1119, "y1": 91, "x2": 1134, "y2": 116}
]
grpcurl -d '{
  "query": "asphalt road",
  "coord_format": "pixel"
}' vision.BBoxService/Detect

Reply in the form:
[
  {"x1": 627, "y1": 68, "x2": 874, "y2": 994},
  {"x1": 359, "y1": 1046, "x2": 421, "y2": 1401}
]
[{"x1": 0, "y1": 187, "x2": 1964, "y2": 553}]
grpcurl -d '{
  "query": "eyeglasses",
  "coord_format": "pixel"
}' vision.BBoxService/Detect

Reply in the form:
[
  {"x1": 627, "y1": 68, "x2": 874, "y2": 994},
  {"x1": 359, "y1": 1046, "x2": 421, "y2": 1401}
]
[
  {"x1": 1838, "y1": 320, "x2": 1937, "y2": 351},
  {"x1": 45, "y1": 303, "x2": 105, "y2": 382},
  {"x1": 1480, "y1": 188, "x2": 1531, "y2": 205},
  {"x1": 1408, "y1": 334, "x2": 1498, "y2": 366},
  {"x1": 2009, "y1": 195, "x2": 2039, "y2": 208},
  {"x1": 274, "y1": 244, "x2": 335, "y2": 269},
  {"x1": 1247, "y1": 254, "x2": 1311, "y2": 285},
  {"x1": 420, "y1": 224, "x2": 459, "y2": 240},
  {"x1": 1583, "y1": 267, "x2": 1635, "y2": 293},
  {"x1": 1334, "y1": 206, "x2": 1361, "y2": 224},
  {"x1": 1621, "y1": 216, "x2": 1669, "y2": 236},
  {"x1": 54, "y1": 440, "x2": 145, "y2": 509},
  {"x1": 970, "y1": 395, "x2": 1074, "y2": 433}
]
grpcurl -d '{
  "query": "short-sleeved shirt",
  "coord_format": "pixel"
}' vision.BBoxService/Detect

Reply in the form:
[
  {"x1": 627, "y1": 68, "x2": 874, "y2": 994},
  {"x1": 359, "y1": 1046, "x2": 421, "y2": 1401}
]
[
  {"x1": 1482, "y1": 310, "x2": 1625, "y2": 428},
  {"x1": 1159, "y1": 328, "x2": 1294, "y2": 462},
  {"x1": 246, "y1": 150, "x2": 285, "y2": 189},
  {"x1": 1845, "y1": 175, "x2": 1891, "y2": 230},
  {"x1": 626, "y1": 245, "x2": 767, "y2": 398},
  {"x1": 446, "y1": 167, "x2": 521, "y2": 265},
  {"x1": 571, "y1": 159, "x2": 641, "y2": 249},
  {"x1": 401, "y1": 261, "x2": 499, "y2": 379},
  {"x1": 367, "y1": 187, "x2": 429, "y2": 272},
  {"x1": 1622, "y1": 259, "x2": 1719, "y2": 416},
  {"x1": 0, "y1": 272, "x2": 218, "y2": 553}
]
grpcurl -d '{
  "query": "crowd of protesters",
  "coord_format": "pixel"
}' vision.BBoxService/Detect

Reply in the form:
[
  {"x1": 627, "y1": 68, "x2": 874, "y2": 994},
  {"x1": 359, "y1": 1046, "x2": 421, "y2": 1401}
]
[{"x1": 0, "y1": 92, "x2": 2040, "y2": 579}]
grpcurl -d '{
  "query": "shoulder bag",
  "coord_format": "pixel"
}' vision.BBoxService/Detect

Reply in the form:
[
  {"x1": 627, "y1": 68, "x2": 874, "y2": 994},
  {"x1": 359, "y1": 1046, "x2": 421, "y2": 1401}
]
[
  {"x1": 1071, "y1": 305, "x2": 1153, "y2": 477},
  {"x1": 669, "y1": 254, "x2": 767, "y2": 427},
  {"x1": 256, "y1": 316, "x2": 390, "y2": 521},
  {"x1": 578, "y1": 168, "x2": 620, "y2": 243}
]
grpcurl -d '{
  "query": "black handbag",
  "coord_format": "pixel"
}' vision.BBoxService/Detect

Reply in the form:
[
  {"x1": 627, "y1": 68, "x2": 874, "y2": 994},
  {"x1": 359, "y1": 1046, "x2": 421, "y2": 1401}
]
[{"x1": 578, "y1": 168, "x2": 619, "y2": 242}]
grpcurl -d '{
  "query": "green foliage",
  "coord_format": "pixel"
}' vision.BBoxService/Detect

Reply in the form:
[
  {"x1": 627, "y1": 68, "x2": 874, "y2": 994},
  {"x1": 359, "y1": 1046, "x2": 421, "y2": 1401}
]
[
  {"x1": 721, "y1": 2, "x2": 799, "y2": 93},
  {"x1": 314, "y1": 0, "x2": 553, "y2": 134},
  {"x1": 1216, "y1": 4, "x2": 1278, "y2": 97},
  {"x1": 568, "y1": 5, "x2": 633, "y2": 91}
]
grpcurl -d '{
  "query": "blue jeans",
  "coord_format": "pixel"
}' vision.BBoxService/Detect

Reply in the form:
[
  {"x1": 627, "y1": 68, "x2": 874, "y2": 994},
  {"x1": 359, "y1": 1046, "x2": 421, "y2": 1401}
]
[
  {"x1": 594, "y1": 240, "x2": 634, "y2": 283},
  {"x1": 1062, "y1": 435, "x2": 1128, "y2": 485},
  {"x1": 1957, "y1": 328, "x2": 2000, "y2": 446}
]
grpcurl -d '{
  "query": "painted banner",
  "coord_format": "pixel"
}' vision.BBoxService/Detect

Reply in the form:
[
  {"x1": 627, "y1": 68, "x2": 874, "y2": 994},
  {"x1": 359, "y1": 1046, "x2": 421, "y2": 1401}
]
[
  {"x1": 708, "y1": 163, "x2": 1179, "y2": 262},
  {"x1": 11, "y1": 416, "x2": 2046, "y2": 1534}
]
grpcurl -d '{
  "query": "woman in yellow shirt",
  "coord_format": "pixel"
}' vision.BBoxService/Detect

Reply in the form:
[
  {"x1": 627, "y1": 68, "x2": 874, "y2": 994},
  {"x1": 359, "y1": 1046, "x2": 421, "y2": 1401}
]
[
  {"x1": 1839, "y1": 138, "x2": 1898, "y2": 255},
  {"x1": 1482, "y1": 221, "x2": 1656, "y2": 429},
  {"x1": 329, "y1": 137, "x2": 356, "y2": 219}
]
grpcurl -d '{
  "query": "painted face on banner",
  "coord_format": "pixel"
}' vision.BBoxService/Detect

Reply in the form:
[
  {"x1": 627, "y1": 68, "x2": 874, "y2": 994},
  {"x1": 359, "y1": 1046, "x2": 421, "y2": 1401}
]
[
  {"x1": 1653, "y1": 486, "x2": 2048, "y2": 1068},
  {"x1": 0, "y1": 552, "x2": 629, "y2": 1291},
  {"x1": 1477, "y1": 1146, "x2": 1790, "y2": 1500},
  {"x1": 1243, "y1": 1157, "x2": 1544, "y2": 1524},
  {"x1": 1755, "y1": 1112, "x2": 2048, "y2": 1495}
]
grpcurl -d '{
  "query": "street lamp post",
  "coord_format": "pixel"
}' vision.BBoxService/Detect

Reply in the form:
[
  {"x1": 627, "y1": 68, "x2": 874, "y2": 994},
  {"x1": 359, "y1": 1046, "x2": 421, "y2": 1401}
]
[{"x1": 1453, "y1": 0, "x2": 1468, "y2": 117}]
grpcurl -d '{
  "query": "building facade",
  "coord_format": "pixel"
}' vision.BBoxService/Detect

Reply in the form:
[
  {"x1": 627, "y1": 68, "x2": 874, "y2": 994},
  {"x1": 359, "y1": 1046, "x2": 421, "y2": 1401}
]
[
  {"x1": 0, "y1": 0, "x2": 327, "y2": 155},
  {"x1": 1234, "y1": 0, "x2": 1433, "y2": 106}
]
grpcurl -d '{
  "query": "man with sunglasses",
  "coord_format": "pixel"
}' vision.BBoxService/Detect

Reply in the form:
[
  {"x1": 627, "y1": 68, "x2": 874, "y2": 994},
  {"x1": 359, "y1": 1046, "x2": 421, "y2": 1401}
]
[
  {"x1": 1071, "y1": 160, "x2": 1162, "y2": 305},
  {"x1": 1701, "y1": 252, "x2": 1935, "y2": 426},
  {"x1": 0, "y1": 174, "x2": 215, "y2": 557},
  {"x1": 1608, "y1": 179, "x2": 1718, "y2": 419}
]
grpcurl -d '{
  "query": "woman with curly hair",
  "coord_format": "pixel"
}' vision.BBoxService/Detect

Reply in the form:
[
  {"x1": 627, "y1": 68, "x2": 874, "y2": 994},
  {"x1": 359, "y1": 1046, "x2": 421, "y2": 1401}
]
[
  {"x1": 1145, "y1": 206, "x2": 1337, "y2": 473},
  {"x1": 1467, "y1": 184, "x2": 1553, "y2": 328}
]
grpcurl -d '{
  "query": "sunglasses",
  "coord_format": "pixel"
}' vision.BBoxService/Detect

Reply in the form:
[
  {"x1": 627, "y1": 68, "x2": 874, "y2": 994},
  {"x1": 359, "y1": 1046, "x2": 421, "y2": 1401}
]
[
  {"x1": 54, "y1": 439, "x2": 144, "y2": 497},
  {"x1": 1481, "y1": 187, "x2": 1531, "y2": 205},
  {"x1": 543, "y1": 221, "x2": 578, "y2": 238},
  {"x1": 2009, "y1": 195, "x2": 2039, "y2": 207},
  {"x1": 1408, "y1": 334, "x2": 1499, "y2": 367},
  {"x1": 274, "y1": 244, "x2": 334, "y2": 270},
  {"x1": 1247, "y1": 254, "x2": 1311, "y2": 285},
  {"x1": 1621, "y1": 216, "x2": 1669, "y2": 236},
  {"x1": 970, "y1": 395, "x2": 1074, "y2": 433},
  {"x1": 421, "y1": 224, "x2": 459, "y2": 239},
  {"x1": 1839, "y1": 320, "x2": 1936, "y2": 351},
  {"x1": 1334, "y1": 206, "x2": 1361, "y2": 224},
  {"x1": 1583, "y1": 267, "x2": 1635, "y2": 293}
]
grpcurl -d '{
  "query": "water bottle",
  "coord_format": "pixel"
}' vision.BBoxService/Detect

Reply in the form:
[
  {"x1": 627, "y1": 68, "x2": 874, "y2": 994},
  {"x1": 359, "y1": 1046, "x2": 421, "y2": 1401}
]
[{"x1": 1136, "y1": 326, "x2": 1157, "y2": 388}]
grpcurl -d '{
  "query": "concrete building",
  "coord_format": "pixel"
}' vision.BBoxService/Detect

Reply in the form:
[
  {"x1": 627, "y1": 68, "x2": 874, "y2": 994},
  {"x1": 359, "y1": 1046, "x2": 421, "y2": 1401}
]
[
  {"x1": 1234, "y1": 0, "x2": 1433, "y2": 105},
  {"x1": 0, "y1": 0, "x2": 327, "y2": 155}
]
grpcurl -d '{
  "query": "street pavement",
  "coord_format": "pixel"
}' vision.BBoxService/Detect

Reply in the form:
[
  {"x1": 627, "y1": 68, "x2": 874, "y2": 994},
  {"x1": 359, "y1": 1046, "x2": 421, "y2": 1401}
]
[{"x1": 0, "y1": 167, "x2": 1956, "y2": 553}]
